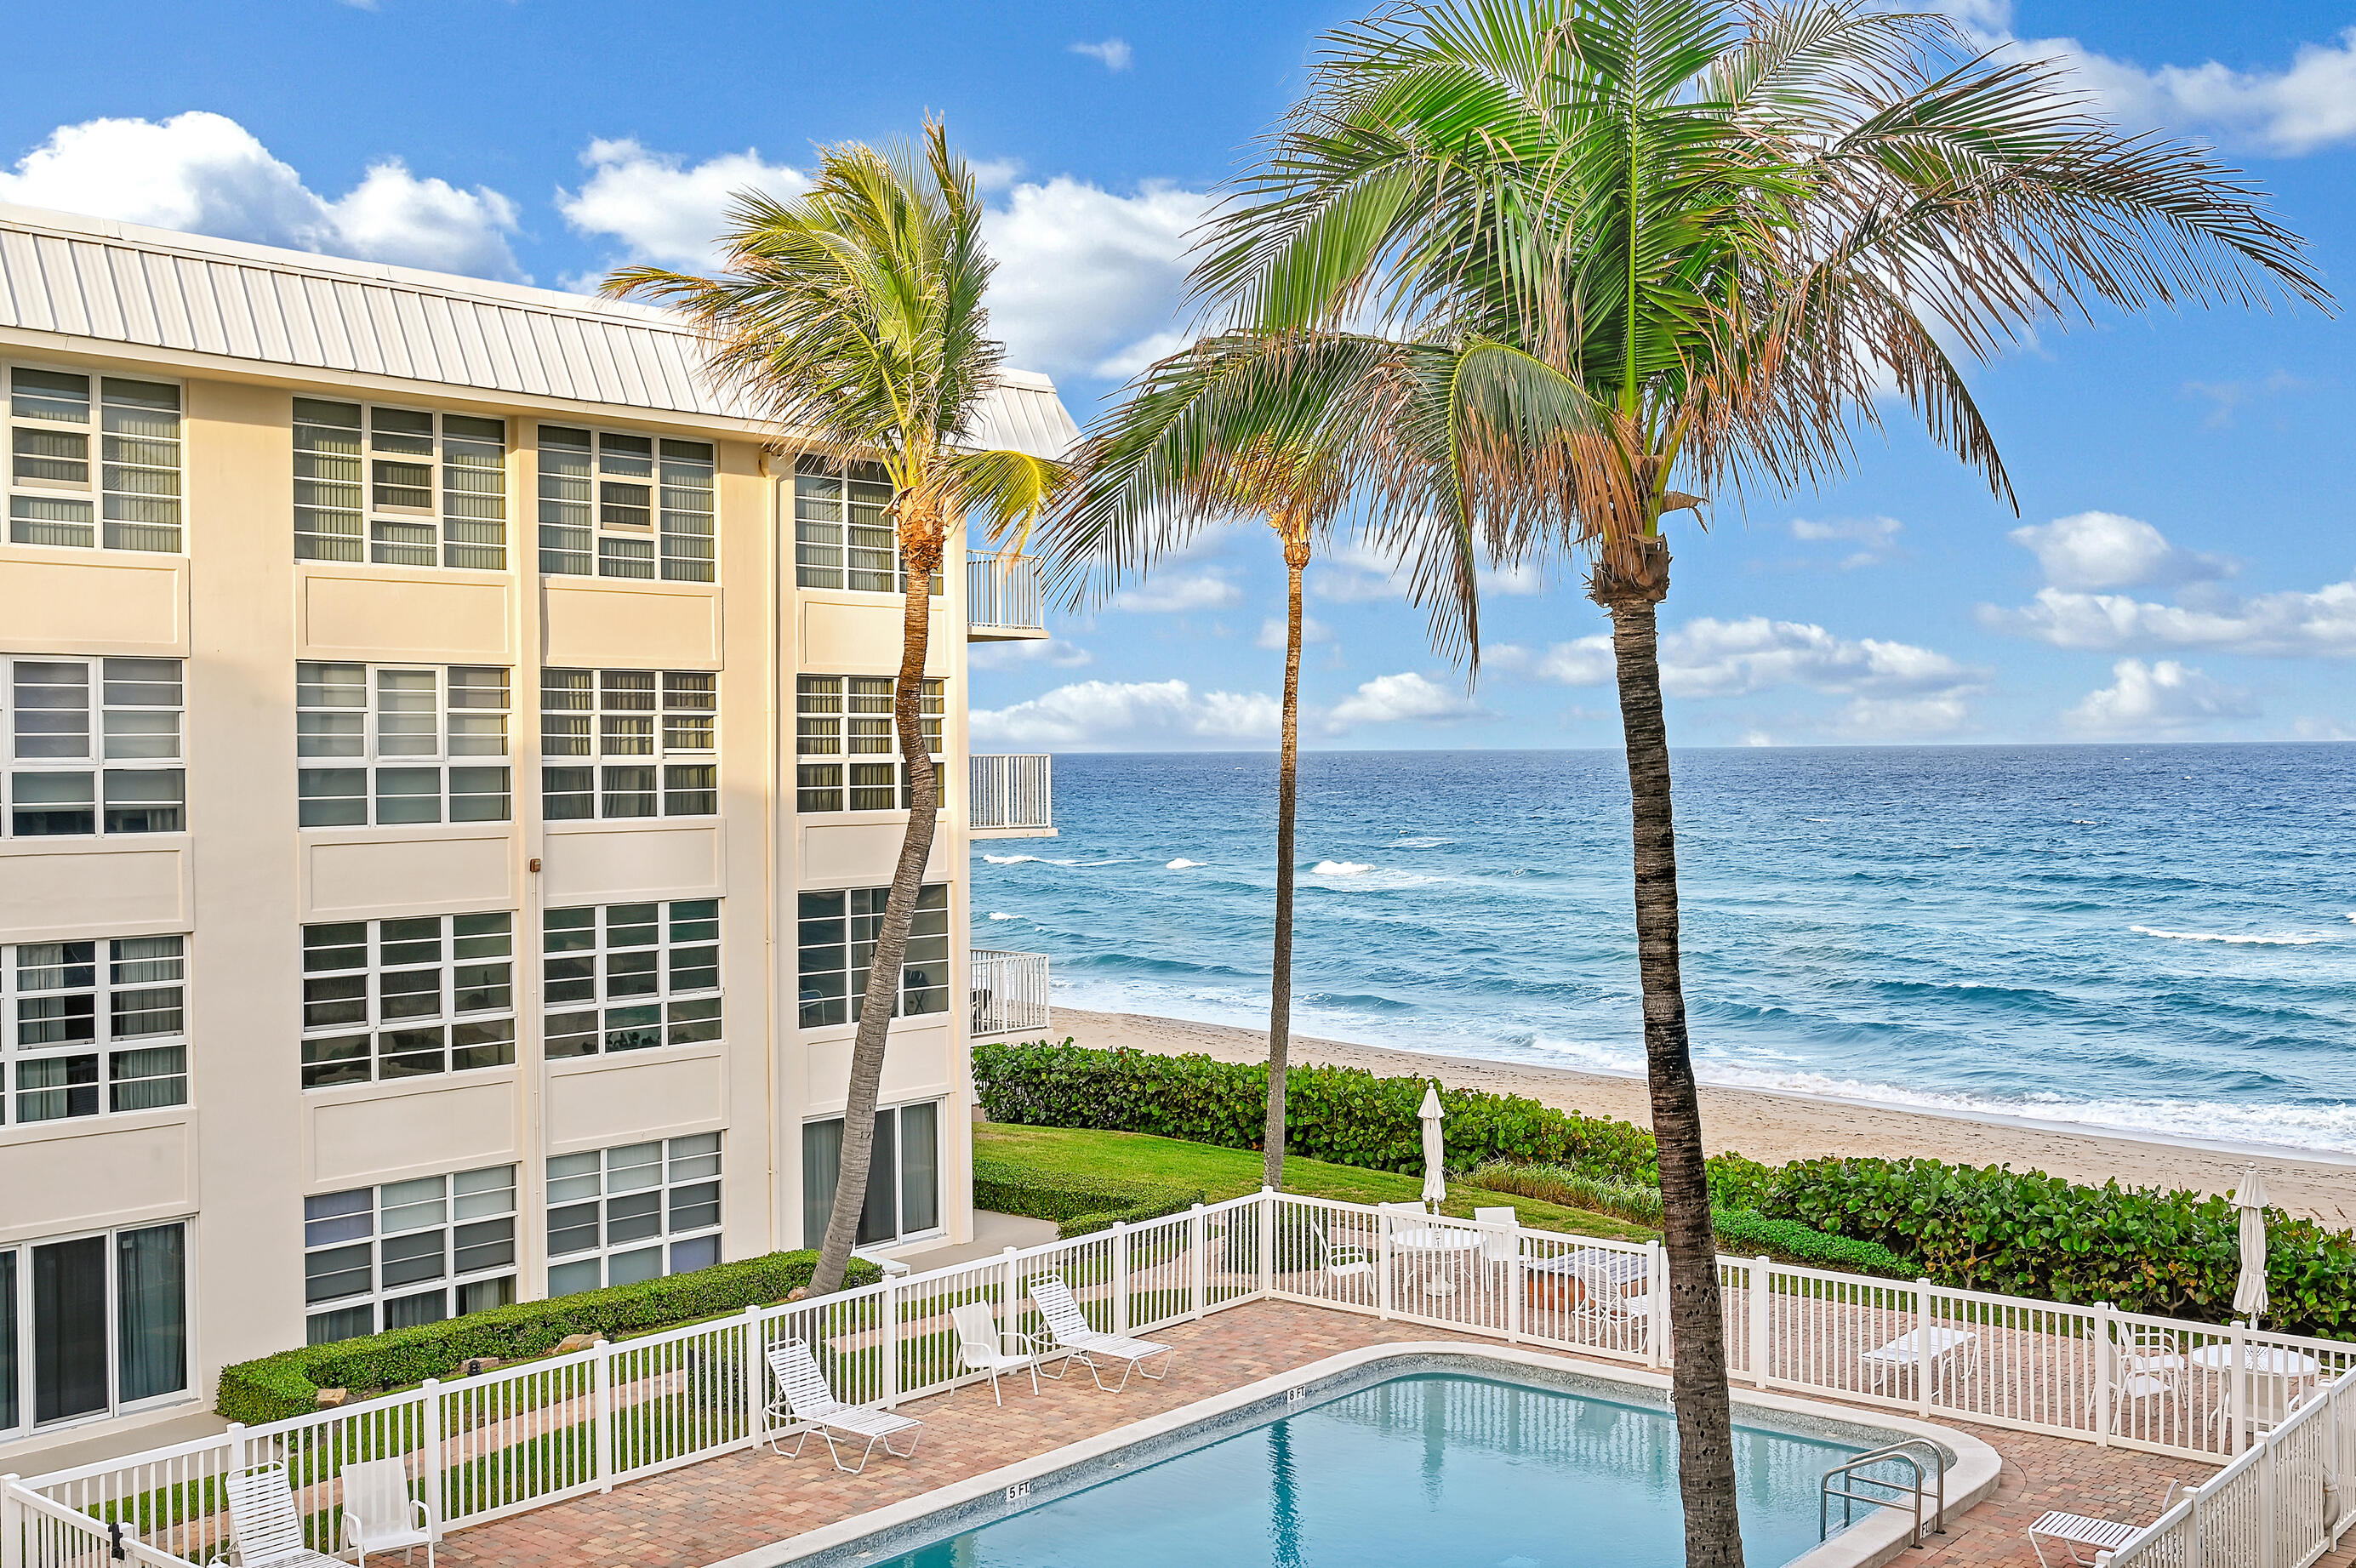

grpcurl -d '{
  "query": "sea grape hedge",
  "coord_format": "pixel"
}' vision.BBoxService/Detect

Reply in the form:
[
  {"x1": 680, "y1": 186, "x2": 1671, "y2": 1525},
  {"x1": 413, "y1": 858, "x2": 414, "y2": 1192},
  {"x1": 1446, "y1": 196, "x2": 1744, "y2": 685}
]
[
  {"x1": 973, "y1": 1040, "x2": 1659, "y2": 1183},
  {"x1": 972, "y1": 1155, "x2": 1204, "y2": 1239},
  {"x1": 218, "y1": 1249, "x2": 879, "y2": 1424}
]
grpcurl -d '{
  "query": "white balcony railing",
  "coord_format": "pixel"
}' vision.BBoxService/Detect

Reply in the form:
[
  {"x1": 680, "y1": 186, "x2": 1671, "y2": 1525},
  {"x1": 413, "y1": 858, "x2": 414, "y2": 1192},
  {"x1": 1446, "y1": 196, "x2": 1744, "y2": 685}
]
[
  {"x1": 971, "y1": 754, "x2": 1052, "y2": 835},
  {"x1": 970, "y1": 947, "x2": 1050, "y2": 1038},
  {"x1": 967, "y1": 550, "x2": 1045, "y2": 637}
]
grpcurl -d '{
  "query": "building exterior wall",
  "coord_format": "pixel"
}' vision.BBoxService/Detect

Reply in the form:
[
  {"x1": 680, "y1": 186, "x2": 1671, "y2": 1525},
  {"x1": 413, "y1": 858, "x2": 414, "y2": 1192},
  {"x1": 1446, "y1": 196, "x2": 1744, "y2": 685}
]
[{"x1": 0, "y1": 263, "x2": 1029, "y2": 1462}]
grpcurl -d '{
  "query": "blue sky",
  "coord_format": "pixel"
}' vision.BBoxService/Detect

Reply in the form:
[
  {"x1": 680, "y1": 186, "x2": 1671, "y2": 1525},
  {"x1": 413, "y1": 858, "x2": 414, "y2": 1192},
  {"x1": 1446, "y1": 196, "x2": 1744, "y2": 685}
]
[{"x1": 5, "y1": 1, "x2": 2353, "y2": 749}]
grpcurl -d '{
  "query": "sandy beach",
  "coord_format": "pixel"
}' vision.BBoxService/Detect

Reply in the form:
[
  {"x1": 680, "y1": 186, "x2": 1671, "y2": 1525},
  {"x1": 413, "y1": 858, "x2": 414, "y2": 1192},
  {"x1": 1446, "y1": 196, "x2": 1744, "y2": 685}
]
[{"x1": 1048, "y1": 1007, "x2": 2356, "y2": 1229}]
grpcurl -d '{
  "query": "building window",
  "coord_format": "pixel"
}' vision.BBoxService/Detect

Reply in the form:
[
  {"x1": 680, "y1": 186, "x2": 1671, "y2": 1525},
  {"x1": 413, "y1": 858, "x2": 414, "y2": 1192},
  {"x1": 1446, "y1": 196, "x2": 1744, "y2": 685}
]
[
  {"x1": 801, "y1": 1103, "x2": 939, "y2": 1249},
  {"x1": 0, "y1": 1221, "x2": 189, "y2": 1436},
  {"x1": 3, "y1": 655, "x2": 184, "y2": 838},
  {"x1": 302, "y1": 1166, "x2": 516, "y2": 1345},
  {"x1": 793, "y1": 676, "x2": 943, "y2": 813},
  {"x1": 545, "y1": 1135, "x2": 722, "y2": 1297},
  {"x1": 796, "y1": 884, "x2": 947, "y2": 1029},
  {"x1": 1, "y1": 936, "x2": 188, "y2": 1125},
  {"x1": 296, "y1": 662, "x2": 510, "y2": 827},
  {"x1": 293, "y1": 400, "x2": 507, "y2": 569},
  {"x1": 536, "y1": 426, "x2": 714, "y2": 582},
  {"x1": 791, "y1": 455, "x2": 937, "y2": 595},
  {"x1": 299, "y1": 914, "x2": 515, "y2": 1087},
  {"x1": 542, "y1": 899, "x2": 719, "y2": 1058},
  {"x1": 540, "y1": 669, "x2": 716, "y2": 821},
  {"x1": 5, "y1": 367, "x2": 182, "y2": 555}
]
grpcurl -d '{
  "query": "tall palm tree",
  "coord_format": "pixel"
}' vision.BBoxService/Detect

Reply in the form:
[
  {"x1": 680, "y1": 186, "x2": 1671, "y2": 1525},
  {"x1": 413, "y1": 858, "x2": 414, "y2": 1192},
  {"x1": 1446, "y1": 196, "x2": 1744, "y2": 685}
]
[
  {"x1": 1043, "y1": 331, "x2": 1460, "y2": 1190},
  {"x1": 1194, "y1": 3, "x2": 2325, "y2": 1561},
  {"x1": 608, "y1": 123, "x2": 1062, "y2": 1296}
]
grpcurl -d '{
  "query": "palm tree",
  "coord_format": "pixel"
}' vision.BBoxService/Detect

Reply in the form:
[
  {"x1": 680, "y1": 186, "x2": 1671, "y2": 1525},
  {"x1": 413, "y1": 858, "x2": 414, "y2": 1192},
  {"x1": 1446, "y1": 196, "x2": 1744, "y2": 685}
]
[
  {"x1": 1193, "y1": 3, "x2": 2325, "y2": 1561},
  {"x1": 1043, "y1": 331, "x2": 1455, "y2": 1190},
  {"x1": 608, "y1": 123, "x2": 1062, "y2": 1295}
]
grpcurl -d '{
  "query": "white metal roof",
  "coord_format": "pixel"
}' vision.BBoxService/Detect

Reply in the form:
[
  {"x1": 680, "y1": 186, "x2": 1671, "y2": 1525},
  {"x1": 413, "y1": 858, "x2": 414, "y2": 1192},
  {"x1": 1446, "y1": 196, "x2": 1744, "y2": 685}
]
[{"x1": 0, "y1": 202, "x2": 1080, "y2": 459}]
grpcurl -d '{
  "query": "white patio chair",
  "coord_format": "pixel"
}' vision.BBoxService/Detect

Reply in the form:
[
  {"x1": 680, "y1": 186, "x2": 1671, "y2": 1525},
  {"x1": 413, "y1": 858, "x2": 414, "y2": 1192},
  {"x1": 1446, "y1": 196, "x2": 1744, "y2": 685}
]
[
  {"x1": 1305, "y1": 1217, "x2": 1375, "y2": 1284},
  {"x1": 762, "y1": 1339, "x2": 924, "y2": 1474},
  {"x1": 951, "y1": 1301, "x2": 1043, "y2": 1405},
  {"x1": 1474, "y1": 1206, "x2": 1520, "y2": 1286},
  {"x1": 2028, "y1": 1480, "x2": 2190, "y2": 1568},
  {"x1": 222, "y1": 1463, "x2": 343, "y2": 1568},
  {"x1": 336, "y1": 1457, "x2": 435, "y2": 1568},
  {"x1": 2092, "y1": 1326, "x2": 2182, "y2": 1435},
  {"x1": 1028, "y1": 1276, "x2": 1175, "y2": 1392}
]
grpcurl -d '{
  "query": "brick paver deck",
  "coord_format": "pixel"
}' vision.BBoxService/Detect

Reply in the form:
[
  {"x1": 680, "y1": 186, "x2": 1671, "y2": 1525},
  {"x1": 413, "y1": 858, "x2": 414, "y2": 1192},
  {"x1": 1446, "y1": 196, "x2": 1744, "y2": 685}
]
[{"x1": 434, "y1": 1302, "x2": 2347, "y2": 1568}]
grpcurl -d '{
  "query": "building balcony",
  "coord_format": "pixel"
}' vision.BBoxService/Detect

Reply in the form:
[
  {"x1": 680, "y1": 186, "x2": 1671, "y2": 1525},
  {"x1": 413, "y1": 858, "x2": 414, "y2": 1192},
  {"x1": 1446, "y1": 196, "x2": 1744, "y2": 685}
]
[
  {"x1": 971, "y1": 754, "x2": 1053, "y2": 839},
  {"x1": 971, "y1": 948, "x2": 1050, "y2": 1040},
  {"x1": 967, "y1": 550, "x2": 1047, "y2": 640}
]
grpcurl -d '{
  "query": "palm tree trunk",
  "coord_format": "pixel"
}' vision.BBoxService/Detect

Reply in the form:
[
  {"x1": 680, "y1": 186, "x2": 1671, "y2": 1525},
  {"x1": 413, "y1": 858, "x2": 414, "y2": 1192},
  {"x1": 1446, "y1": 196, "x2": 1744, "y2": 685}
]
[
  {"x1": 1597, "y1": 543, "x2": 1744, "y2": 1568},
  {"x1": 1263, "y1": 532, "x2": 1310, "y2": 1190},
  {"x1": 810, "y1": 535, "x2": 944, "y2": 1295}
]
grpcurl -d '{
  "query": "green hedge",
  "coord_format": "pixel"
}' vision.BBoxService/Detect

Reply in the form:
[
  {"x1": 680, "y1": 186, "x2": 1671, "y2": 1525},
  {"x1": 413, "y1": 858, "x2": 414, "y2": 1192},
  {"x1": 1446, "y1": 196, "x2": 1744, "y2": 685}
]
[
  {"x1": 1709, "y1": 1209, "x2": 1915, "y2": 1279},
  {"x1": 219, "y1": 1250, "x2": 881, "y2": 1424},
  {"x1": 973, "y1": 1155, "x2": 1204, "y2": 1239},
  {"x1": 974, "y1": 1040, "x2": 1660, "y2": 1183}
]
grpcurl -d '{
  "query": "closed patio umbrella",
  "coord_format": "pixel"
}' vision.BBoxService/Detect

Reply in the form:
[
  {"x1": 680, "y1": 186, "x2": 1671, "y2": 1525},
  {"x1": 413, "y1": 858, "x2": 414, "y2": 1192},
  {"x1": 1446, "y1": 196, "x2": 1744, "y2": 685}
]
[
  {"x1": 2231, "y1": 1166, "x2": 2268, "y2": 1325},
  {"x1": 1419, "y1": 1084, "x2": 1446, "y2": 1209}
]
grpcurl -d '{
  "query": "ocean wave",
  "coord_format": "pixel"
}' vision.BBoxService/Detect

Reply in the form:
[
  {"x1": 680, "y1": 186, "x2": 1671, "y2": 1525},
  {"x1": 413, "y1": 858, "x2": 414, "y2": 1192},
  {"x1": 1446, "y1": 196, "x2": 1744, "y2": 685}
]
[
  {"x1": 980, "y1": 853, "x2": 1132, "y2": 869},
  {"x1": 1310, "y1": 860, "x2": 1373, "y2": 875},
  {"x1": 987, "y1": 911, "x2": 1017, "y2": 921},
  {"x1": 1166, "y1": 858, "x2": 1206, "y2": 870},
  {"x1": 981, "y1": 853, "x2": 1041, "y2": 864},
  {"x1": 2131, "y1": 926, "x2": 2325, "y2": 946},
  {"x1": 1385, "y1": 836, "x2": 1457, "y2": 849}
]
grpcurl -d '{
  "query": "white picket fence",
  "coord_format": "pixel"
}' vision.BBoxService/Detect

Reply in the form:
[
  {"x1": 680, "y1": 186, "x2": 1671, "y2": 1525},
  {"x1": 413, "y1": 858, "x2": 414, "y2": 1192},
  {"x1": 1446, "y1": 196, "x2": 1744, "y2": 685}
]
[{"x1": 3, "y1": 1190, "x2": 2349, "y2": 1568}]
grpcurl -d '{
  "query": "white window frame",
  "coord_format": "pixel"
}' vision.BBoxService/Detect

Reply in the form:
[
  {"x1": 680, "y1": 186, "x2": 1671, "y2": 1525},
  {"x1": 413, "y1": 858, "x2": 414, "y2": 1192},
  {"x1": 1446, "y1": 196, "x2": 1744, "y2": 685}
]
[
  {"x1": 801, "y1": 1101, "x2": 941, "y2": 1249},
  {"x1": 2, "y1": 935, "x2": 189, "y2": 1126},
  {"x1": 5, "y1": 362, "x2": 183, "y2": 556},
  {"x1": 0, "y1": 1219, "x2": 192, "y2": 1439},
  {"x1": 299, "y1": 913, "x2": 516, "y2": 1087},
  {"x1": 301, "y1": 1166, "x2": 517, "y2": 1345},
  {"x1": 293, "y1": 398, "x2": 508, "y2": 570},
  {"x1": 296, "y1": 661, "x2": 511, "y2": 828},
  {"x1": 3, "y1": 653, "x2": 185, "y2": 840},
  {"x1": 539, "y1": 668, "x2": 716, "y2": 821},
  {"x1": 795, "y1": 882, "x2": 949, "y2": 1029},
  {"x1": 544, "y1": 1134, "x2": 722, "y2": 1297},
  {"x1": 534, "y1": 424, "x2": 715, "y2": 583},
  {"x1": 793, "y1": 675, "x2": 944, "y2": 813},
  {"x1": 790, "y1": 454, "x2": 938, "y2": 596},
  {"x1": 541, "y1": 898, "x2": 720, "y2": 1059}
]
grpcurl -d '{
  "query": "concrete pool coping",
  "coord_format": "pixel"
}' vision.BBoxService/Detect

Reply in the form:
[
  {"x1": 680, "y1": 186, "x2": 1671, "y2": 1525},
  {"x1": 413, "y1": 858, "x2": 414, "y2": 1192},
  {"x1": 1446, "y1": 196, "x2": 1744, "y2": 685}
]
[{"x1": 716, "y1": 1342, "x2": 2004, "y2": 1568}]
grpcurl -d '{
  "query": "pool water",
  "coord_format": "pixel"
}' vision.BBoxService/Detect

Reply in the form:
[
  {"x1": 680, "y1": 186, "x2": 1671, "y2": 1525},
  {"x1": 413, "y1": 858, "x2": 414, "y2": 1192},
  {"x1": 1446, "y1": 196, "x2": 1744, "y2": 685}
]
[{"x1": 878, "y1": 1374, "x2": 1864, "y2": 1567}]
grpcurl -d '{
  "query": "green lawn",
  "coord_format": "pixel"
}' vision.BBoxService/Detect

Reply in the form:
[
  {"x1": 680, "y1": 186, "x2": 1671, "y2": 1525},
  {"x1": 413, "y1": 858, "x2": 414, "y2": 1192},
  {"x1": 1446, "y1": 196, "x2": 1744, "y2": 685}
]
[{"x1": 974, "y1": 1123, "x2": 1656, "y2": 1243}]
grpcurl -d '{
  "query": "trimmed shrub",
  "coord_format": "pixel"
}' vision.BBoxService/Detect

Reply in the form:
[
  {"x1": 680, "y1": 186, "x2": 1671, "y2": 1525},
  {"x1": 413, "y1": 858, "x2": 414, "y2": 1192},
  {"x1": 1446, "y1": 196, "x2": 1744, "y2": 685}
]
[
  {"x1": 218, "y1": 1249, "x2": 880, "y2": 1423},
  {"x1": 974, "y1": 1040, "x2": 1660, "y2": 1183},
  {"x1": 1709, "y1": 1209, "x2": 1914, "y2": 1278},
  {"x1": 973, "y1": 1156, "x2": 1203, "y2": 1239}
]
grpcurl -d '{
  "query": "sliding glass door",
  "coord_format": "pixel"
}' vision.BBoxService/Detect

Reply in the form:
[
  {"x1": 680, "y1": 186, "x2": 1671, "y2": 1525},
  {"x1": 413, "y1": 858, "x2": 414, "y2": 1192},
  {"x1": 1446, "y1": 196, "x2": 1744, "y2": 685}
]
[
  {"x1": 801, "y1": 1101, "x2": 941, "y2": 1249},
  {"x1": 0, "y1": 1221, "x2": 187, "y2": 1438}
]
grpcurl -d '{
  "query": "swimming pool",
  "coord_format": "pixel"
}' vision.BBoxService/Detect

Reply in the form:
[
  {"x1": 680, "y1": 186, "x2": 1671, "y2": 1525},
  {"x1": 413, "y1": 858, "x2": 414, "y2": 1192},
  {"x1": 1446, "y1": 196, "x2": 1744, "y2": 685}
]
[{"x1": 857, "y1": 1371, "x2": 1868, "y2": 1568}]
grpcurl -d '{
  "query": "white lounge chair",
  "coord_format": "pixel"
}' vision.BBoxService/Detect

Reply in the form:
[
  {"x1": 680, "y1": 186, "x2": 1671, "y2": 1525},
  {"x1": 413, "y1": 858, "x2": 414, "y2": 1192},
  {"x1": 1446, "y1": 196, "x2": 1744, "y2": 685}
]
[
  {"x1": 1028, "y1": 1276, "x2": 1175, "y2": 1392},
  {"x1": 337, "y1": 1457, "x2": 436, "y2": 1568},
  {"x1": 223, "y1": 1463, "x2": 343, "y2": 1568},
  {"x1": 1862, "y1": 1326, "x2": 1978, "y2": 1396},
  {"x1": 952, "y1": 1301, "x2": 1043, "y2": 1405},
  {"x1": 2028, "y1": 1482, "x2": 2190, "y2": 1568},
  {"x1": 762, "y1": 1339, "x2": 924, "y2": 1473}
]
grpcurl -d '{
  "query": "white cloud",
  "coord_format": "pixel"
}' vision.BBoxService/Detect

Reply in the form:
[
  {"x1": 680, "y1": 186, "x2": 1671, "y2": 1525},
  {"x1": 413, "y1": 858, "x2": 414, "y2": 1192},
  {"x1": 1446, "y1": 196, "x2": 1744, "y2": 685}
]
[
  {"x1": 1489, "y1": 637, "x2": 1615, "y2": 686},
  {"x1": 1791, "y1": 515, "x2": 1903, "y2": 568},
  {"x1": 2292, "y1": 716, "x2": 2356, "y2": 741},
  {"x1": 2063, "y1": 659, "x2": 2257, "y2": 735},
  {"x1": 556, "y1": 138, "x2": 807, "y2": 271},
  {"x1": 1954, "y1": 4, "x2": 2356, "y2": 155},
  {"x1": 968, "y1": 637, "x2": 1092, "y2": 670},
  {"x1": 1312, "y1": 539, "x2": 1543, "y2": 604},
  {"x1": 1982, "y1": 582, "x2": 2356, "y2": 657},
  {"x1": 1256, "y1": 615, "x2": 1333, "y2": 651},
  {"x1": 1324, "y1": 671, "x2": 1486, "y2": 733},
  {"x1": 1657, "y1": 617, "x2": 1982, "y2": 702},
  {"x1": 981, "y1": 178, "x2": 1210, "y2": 379},
  {"x1": 2182, "y1": 372, "x2": 2308, "y2": 430},
  {"x1": 2008, "y1": 511, "x2": 2228, "y2": 590},
  {"x1": 1070, "y1": 38, "x2": 1133, "y2": 71},
  {"x1": 0, "y1": 111, "x2": 523, "y2": 279},
  {"x1": 970, "y1": 679, "x2": 1276, "y2": 749},
  {"x1": 1111, "y1": 572, "x2": 1240, "y2": 613}
]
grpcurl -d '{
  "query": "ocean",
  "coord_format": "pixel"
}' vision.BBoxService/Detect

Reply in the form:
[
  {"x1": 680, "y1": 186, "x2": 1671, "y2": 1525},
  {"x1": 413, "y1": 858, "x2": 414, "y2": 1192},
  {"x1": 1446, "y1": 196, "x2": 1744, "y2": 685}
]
[{"x1": 972, "y1": 745, "x2": 2356, "y2": 1155}]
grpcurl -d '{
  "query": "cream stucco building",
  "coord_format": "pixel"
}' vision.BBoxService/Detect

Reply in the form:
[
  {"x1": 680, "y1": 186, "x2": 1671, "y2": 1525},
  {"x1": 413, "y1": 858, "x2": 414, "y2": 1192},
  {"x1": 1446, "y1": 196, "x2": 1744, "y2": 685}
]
[{"x1": 0, "y1": 204, "x2": 1066, "y2": 1464}]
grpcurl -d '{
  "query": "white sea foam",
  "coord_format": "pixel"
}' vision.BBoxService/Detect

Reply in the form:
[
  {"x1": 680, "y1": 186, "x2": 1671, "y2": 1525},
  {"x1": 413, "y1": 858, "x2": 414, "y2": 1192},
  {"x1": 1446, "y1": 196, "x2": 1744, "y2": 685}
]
[
  {"x1": 1166, "y1": 858, "x2": 1206, "y2": 870},
  {"x1": 982, "y1": 853, "x2": 1042, "y2": 865},
  {"x1": 1310, "y1": 860, "x2": 1373, "y2": 875},
  {"x1": 2131, "y1": 926, "x2": 2325, "y2": 946},
  {"x1": 1385, "y1": 836, "x2": 1455, "y2": 849},
  {"x1": 987, "y1": 911, "x2": 1017, "y2": 921},
  {"x1": 2072, "y1": 819, "x2": 2098, "y2": 825}
]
